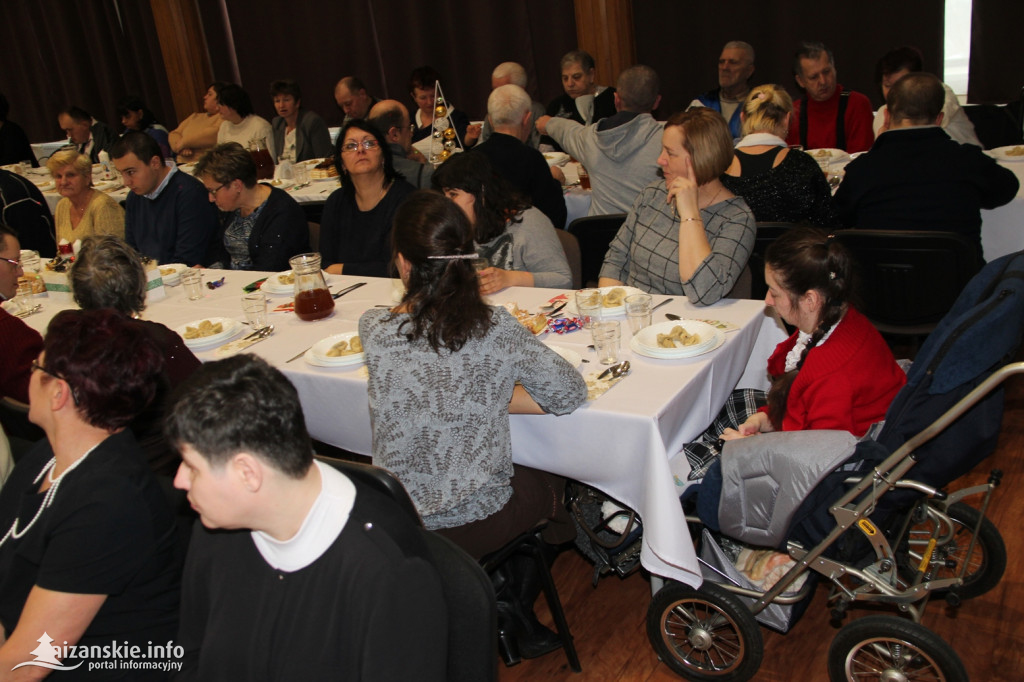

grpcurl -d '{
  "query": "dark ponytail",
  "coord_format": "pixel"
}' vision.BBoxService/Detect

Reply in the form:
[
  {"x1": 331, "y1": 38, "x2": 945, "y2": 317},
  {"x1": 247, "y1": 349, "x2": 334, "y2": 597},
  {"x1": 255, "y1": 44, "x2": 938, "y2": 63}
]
[
  {"x1": 764, "y1": 228, "x2": 855, "y2": 429},
  {"x1": 392, "y1": 190, "x2": 493, "y2": 352}
]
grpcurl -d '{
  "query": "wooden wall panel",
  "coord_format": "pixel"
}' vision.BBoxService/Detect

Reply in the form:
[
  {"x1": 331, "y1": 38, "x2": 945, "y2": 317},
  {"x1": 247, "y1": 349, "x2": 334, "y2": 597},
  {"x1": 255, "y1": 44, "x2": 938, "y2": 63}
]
[
  {"x1": 574, "y1": 0, "x2": 636, "y2": 92},
  {"x1": 150, "y1": 0, "x2": 213, "y2": 124}
]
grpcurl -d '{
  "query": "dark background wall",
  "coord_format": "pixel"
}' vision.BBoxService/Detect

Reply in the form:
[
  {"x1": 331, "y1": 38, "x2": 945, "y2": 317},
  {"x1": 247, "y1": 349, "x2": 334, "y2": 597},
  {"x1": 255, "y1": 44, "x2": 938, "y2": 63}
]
[{"x1": 1, "y1": 0, "x2": 1019, "y2": 144}]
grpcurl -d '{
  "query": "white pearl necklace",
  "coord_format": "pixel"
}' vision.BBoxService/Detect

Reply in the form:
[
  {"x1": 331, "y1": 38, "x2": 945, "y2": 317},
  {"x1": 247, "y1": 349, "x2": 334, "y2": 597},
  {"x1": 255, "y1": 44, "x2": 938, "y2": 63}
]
[{"x1": 0, "y1": 443, "x2": 99, "y2": 548}]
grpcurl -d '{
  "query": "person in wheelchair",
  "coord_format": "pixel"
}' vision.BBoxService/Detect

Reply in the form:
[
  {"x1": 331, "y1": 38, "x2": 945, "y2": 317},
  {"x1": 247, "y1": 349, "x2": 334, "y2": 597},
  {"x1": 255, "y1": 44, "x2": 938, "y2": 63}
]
[{"x1": 683, "y1": 226, "x2": 906, "y2": 480}]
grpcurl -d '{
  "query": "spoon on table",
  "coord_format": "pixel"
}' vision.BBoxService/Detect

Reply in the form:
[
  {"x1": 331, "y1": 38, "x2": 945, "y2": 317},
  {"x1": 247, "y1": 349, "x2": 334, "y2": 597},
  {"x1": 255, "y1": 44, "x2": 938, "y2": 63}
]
[
  {"x1": 651, "y1": 298, "x2": 673, "y2": 313},
  {"x1": 241, "y1": 325, "x2": 274, "y2": 341},
  {"x1": 665, "y1": 313, "x2": 681, "y2": 321}
]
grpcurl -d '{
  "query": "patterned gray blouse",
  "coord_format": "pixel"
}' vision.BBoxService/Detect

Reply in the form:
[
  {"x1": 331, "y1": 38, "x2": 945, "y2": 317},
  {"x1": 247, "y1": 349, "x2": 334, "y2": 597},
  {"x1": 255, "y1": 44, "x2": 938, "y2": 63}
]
[{"x1": 359, "y1": 307, "x2": 587, "y2": 530}]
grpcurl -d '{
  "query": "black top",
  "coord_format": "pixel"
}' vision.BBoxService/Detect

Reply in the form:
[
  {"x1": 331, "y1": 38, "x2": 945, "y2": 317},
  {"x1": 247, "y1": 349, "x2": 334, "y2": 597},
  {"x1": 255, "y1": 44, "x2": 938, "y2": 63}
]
[
  {"x1": 0, "y1": 430, "x2": 179, "y2": 679},
  {"x1": 86, "y1": 120, "x2": 118, "y2": 163},
  {"x1": 211, "y1": 185, "x2": 310, "y2": 271},
  {"x1": 0, "y1": 120, "x2": 37, "y2": 167},
  {"x1": 176, "y1": 476, "x2": 447, "y2": 681},
  {"x1": 0, "y1": 168, "x2": 56, "y2": 256},
  {"x1": 721, "y1": 148, "x2": 837, "y2": 227},
  {"x1": 833, "y1": 127, "x2": 1020, "y2": 246},
  {"x1": 473, "y1": 132, "x2": 567, "y2": 228},
  {"x1": 319, "y1": 180, "x2": 415, "y2": 277},
  {"x1": 542, "y1": 88, "x2": 617, "y2": 150}
]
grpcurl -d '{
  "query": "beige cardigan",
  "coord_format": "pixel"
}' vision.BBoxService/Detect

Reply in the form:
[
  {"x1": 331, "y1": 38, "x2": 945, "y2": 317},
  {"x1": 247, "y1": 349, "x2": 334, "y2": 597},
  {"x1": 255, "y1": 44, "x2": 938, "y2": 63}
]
[{"x1": 54, "y1": 190, "x2": 125, "y2": 244}]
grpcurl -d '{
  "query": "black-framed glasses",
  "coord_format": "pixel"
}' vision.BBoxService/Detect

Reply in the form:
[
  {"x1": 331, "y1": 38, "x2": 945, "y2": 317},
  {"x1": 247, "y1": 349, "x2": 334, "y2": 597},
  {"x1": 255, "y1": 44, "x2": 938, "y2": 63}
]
[
  {"x1": 31, "y1": 360, "x2": 79, "y2": 405},
  {"x1": 340, "y1": 139, "x2": 380, "y2": 153},
  {"x1": 206, "y1": 183, "x2": 227, "y2": 197},
  {"x1": 1, "y1": 256, "x2": 20, "y2": 268}
]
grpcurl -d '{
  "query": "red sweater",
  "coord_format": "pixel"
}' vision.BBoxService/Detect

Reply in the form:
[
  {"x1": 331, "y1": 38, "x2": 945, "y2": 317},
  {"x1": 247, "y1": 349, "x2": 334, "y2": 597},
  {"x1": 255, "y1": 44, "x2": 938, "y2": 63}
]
[
  {"x1": 0, "y1": 307, "x2": 43, "y2": 404},
  {"x1": 763, "y1": 307, "x2": 905, "y2": 435},
  {"x1": 786, "y1": 85, "x2": 875, "y2": 153}
]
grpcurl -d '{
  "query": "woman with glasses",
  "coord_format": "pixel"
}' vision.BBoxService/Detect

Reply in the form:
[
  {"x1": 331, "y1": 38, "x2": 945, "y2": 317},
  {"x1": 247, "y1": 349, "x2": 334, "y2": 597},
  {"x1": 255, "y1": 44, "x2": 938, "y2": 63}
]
[
  {"x1": 319, "y1": 120, "x2": 415, "y2": 277},
  {"x1": 195, "y1": 142, "x2": 308, "y2": 271},
  {"x1": 0, "y1": 309, "x2": 180, "y2": 676}
]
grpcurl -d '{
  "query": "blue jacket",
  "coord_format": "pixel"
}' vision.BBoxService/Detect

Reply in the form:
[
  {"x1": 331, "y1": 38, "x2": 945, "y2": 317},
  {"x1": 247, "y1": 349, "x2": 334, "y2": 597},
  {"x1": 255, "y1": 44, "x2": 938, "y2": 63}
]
[{"x1": 695, "y1": 89, "x2": 742, "y2": 139}]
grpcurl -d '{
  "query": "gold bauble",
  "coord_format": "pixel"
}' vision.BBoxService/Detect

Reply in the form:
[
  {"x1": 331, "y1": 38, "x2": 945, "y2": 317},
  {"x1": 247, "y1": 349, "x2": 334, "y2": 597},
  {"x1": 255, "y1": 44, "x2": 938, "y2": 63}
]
[
  {"x1": 438, "y1": 149, "x2": 452, "y2": 161},
  {"x1": 443, "y1": 128, "x2": 456, "y2": 140},
  {"x1": 434, "y1": 105, "x2": 448, "y2": 117}
]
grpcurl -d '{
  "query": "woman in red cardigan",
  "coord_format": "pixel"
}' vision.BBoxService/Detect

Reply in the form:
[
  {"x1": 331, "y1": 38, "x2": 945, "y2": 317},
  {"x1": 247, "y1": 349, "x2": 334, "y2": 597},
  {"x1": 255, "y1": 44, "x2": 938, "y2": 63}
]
[{"x1": 723, "y1": 227, "x2": 905, "y2": 440}]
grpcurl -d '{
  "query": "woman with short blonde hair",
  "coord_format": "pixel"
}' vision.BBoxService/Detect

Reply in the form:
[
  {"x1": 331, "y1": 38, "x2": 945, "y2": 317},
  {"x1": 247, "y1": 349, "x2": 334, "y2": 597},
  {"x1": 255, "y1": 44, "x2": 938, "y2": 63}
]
[
  {"x1": 46, "y1": 148, "x2": 124, "y2": 244},
  {"x1": 722, "y1": 85, "x2": 835, "y2": 226},
  {"x1": 600, "y1": 107, "x2": 755, "y2": 305}
]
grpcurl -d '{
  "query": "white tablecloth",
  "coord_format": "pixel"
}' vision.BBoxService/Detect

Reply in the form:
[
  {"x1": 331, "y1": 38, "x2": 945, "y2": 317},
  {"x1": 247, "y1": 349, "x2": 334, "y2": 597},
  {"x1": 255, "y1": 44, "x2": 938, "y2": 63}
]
[{"x1": 19, "y1": 271, "x2": 786, "y2": 585}]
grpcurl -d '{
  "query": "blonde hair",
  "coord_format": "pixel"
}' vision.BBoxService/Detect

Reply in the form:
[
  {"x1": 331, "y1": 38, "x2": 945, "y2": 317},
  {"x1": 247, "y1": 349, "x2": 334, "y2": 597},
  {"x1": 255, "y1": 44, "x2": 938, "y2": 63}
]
[
  {"x1": 667, "y1": 108, "x2": 734, "y2": 185},
  {"x1": 740, "y1": 84, "x2": 793, "y2": 138},
  {"x1": 46, "y1": 148, "x2": 93, "y2": 183}
]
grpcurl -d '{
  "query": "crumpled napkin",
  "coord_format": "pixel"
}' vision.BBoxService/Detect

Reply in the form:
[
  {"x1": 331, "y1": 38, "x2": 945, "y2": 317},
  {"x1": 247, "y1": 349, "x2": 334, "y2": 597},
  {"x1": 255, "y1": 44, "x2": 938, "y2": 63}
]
[
  {"x1": 584, "y1": 370, "x2": 627, "y2": 401},
  {"x1": 215, "y1": 334, "x2": 269, "y2": 358}
]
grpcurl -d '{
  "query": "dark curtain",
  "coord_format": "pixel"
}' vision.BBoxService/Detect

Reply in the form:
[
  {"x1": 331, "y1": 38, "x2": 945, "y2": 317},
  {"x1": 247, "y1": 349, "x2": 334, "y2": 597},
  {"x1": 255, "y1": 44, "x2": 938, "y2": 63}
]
[
  {"x1": 221, "y1": 0, "x2": 576, "y2": 128},
  {"x1": 0, "y1": 0, "x2": 173, "y2": 143},
  {"x1": 632, "y1": 2, "x2": 943, "y2": 118},
  {"x1": 968, "y1": 0, "x2": 1024, "y2": 103}
]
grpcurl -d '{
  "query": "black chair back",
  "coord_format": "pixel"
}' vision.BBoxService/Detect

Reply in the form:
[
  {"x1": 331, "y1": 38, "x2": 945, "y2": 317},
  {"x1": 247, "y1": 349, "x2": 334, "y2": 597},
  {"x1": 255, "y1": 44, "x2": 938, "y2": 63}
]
[
  {"x1": 315, "y1": 455, "x2": 498, "y2": 682},
  {"x1": 831, "y1": 230, "x2": 983, "y2": 334},
  {"x1": 962, "y1": 103, "x2": 1024, "y2": 149},
  {"x1": 749, "y1": 222, "x2": 796, "y2": 300},
  {"x1": 567, "y1": 213, "x2": 627, "y2": 287}
]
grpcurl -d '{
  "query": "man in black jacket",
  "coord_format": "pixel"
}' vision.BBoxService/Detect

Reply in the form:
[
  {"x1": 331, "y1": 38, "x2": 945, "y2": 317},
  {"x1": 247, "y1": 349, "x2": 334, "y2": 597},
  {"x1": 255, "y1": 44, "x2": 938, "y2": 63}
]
[{"x1": 834, "y1": 72, "x2": 1019, "y2": 253}]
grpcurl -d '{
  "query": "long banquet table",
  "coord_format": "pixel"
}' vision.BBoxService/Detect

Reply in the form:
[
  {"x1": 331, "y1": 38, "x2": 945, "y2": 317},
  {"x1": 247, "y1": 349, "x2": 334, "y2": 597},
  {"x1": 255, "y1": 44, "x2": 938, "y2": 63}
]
[{"x1": 17, "y1": 270, "x2": 787, "y2": 586}]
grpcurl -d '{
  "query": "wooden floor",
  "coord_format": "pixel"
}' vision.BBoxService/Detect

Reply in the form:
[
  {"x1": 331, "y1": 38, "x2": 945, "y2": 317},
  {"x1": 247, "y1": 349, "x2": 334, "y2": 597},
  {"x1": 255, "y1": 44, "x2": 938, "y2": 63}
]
[{"x1": 499, "y1": 370, "x2": 1024, "y2": 681}]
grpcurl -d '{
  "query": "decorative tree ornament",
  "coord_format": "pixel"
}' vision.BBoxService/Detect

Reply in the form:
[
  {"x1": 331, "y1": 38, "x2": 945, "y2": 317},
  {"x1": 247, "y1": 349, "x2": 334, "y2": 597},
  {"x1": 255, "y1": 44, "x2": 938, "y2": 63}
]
[{"x1": 426, "y1": 80, "x2": 463, "y2": 167}]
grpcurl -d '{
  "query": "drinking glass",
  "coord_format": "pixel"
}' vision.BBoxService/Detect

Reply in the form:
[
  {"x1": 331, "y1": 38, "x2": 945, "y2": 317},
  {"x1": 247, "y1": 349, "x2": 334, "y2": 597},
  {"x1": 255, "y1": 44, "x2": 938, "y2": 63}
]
[
  {"x1": 591, "y1": 320, "x2": 621, "y2": 365},
  {"x1": 241, "y1": 292, "x2": 268, "y2": 329},
  {"x1": 625, "y1": 293, "x2": 653, "y2": 335},
  {"x1": 471, "y1": 257, "x2": 490, "y2": 272},
  {"x1": 182, "y1": 268, "x2": 203, "y2": 300},
  {"x1": 14, "y1": 279, "x2": 33, "y2": 312},
  {"x1": 577, "y1": 165, "x2": 591, "y2": 190},
  {"x1": 19, "y1": 250, "x2": 40, "y2": 273},
  {"x1": 575, "y1": 288, "x2": 602, "y2": 329}
]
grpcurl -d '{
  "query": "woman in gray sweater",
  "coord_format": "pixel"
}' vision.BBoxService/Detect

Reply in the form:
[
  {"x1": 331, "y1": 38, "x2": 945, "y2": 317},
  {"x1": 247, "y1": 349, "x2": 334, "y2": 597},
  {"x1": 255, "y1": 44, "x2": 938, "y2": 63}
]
[
  {"x1": 433, "y1": 152, "x2": 573, "y2": 293},
  {"x1": 360, "y1": 190, "x2": 587, "y2": 661}
]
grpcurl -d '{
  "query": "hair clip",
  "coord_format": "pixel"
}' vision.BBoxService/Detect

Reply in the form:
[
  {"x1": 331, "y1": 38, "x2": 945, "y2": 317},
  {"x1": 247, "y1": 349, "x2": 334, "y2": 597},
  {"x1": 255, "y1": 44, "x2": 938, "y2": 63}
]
[{"x1": 427, "y1": 254, "x2": 478, "y2": 260}]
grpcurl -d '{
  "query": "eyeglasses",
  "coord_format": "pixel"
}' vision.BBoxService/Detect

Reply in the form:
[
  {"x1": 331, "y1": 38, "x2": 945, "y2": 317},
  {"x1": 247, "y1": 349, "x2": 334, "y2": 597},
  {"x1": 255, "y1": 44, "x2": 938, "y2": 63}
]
[
  {"x1": 340, "y1": 139, "x2": 380, "y2": 153},
  {"x1": 1, "y1": 256, "x2": 21, "y2": 268},
  {"x1": 31, "y1": 360, "x2": 79, "y2": 405},
  {"x1": 206, "y1": 183, "x2": 228, "y2": 197}
]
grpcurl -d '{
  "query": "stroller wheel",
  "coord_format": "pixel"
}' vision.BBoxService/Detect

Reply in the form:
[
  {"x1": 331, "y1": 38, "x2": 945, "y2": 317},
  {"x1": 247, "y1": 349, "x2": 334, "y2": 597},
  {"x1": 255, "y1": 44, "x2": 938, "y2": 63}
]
[
  {"x1": 827, "y1": 615, "x2": 967, "y2": 682},
  {"x1": 908, "y1": 502, "x2": 1007, "y2": 600},
  {"x1": 646, "y1": 581, "x2": 763, "y2": 681}
]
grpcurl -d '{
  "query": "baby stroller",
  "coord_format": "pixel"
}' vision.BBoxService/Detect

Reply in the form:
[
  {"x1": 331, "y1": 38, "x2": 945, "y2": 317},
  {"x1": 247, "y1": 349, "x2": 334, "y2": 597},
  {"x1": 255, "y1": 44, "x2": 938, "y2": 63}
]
[{"x1": 645, "y1": 250, "x2": 1024, "y2": 681}]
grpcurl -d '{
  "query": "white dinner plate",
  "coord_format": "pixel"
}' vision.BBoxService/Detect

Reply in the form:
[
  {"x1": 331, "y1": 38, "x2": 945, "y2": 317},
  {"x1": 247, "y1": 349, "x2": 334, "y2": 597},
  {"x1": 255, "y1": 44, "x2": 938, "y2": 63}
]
[
  {"x1": 988, "y1": 145, "x2": 1024, "y2": 162},
  {"x1": 630, "y1": 330, "x2": 724, "y2": 360},
  {"x1": 266, "y1": 178, "x2": 295, "y2": 189},
  {"x1": 261, "y1": 270, "x2": 298, "y2": 294},
  {"x1": 33, "y1": 180, "x2": 55, "y2": 192},
  {"x1": 543, "y1": 152, "x2": 570, "y2": 167},
  {"x1": 94, "y1": 179, "x2": 121, "y2": 192},
  {"x1": 634, "y1": 320, "x2": 721, "y2": 358},
  {"x1": 565, "y1": 286, "x2": 645, "y2": 318},
  {"x1": 157, "y1": 263, "x2": 187, "y2": 286},
  {"x1": 175, "y1": 317, "x2": 243, "y2": 350},
  {"x1": 544, "y1": 343, "x2": 582, "y2": 368},
  {"x1": 308, "y1": 331, "x2": 365, "y2": 367},
  {"x1": 808, "y1": 148, "x2": 851, "y2": 164}
]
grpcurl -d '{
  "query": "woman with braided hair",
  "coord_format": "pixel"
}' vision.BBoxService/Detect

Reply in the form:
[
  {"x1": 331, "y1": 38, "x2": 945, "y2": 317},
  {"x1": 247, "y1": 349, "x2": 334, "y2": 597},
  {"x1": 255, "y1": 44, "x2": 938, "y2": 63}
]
[{"x1": 682, "y1": 226, "x2": 905, "y2": 479}]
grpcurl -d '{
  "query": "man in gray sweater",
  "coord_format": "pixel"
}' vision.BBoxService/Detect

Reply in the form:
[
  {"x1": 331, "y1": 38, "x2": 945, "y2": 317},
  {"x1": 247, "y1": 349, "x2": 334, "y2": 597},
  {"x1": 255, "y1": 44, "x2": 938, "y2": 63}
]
[{"x1": 536, "y1": 65, "x2": 664, "y2": 216}]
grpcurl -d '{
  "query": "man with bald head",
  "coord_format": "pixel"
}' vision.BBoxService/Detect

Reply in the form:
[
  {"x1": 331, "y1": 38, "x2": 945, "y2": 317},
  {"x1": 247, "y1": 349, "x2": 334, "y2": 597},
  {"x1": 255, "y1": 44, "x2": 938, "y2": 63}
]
[
  {"x1": 537, "y1": 64, "x2": 663, "y2": 216},
  {"x1": 475, "y1": 84, "x2": 566, "y2": 227},
  {"x1": 834, "y1": 72, "x2": 1018, "y2": 250},
  {"x1": 334, "y1": 77, "x2": 378, "y2": 125},
  {"x1": 690, "y1": 41, "x2": 755, "y2": 139},
  {"x1": 477, "y1": 62, "x2": 548, "y2": 149},
  {"x1": 367, "y1": 99, "x2": 433, "y2": 189}
]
